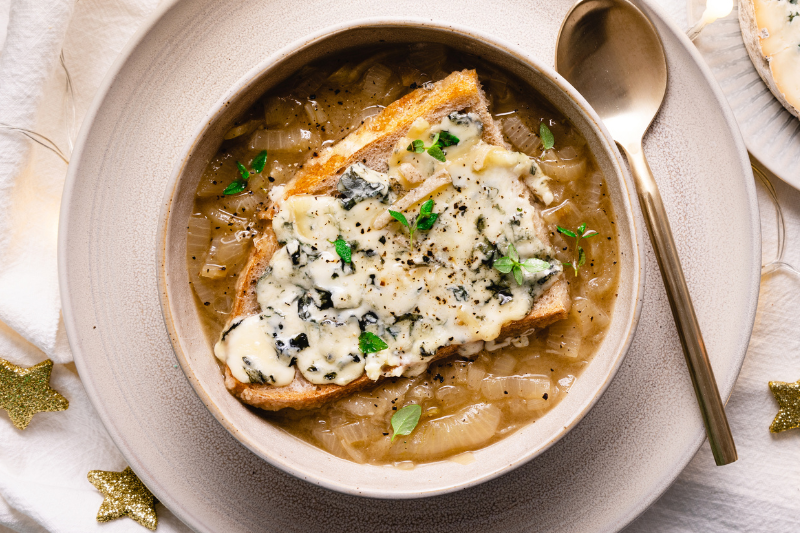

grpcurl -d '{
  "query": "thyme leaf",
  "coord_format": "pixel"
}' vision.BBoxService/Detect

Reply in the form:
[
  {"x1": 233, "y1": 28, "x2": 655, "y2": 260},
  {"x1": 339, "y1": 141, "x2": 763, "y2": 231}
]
[
  {"x1": 224, "y1": 152, "x2": 269, "y2": 195},
  {"x1": 330, "y1": 238, "x2": 352, "y2": 263},
  {"x1": 252, "y1": 150, "x2": 268, "y2": 173},
  {"x1": 391, "y1": 404, "x2": 422, "y2": 442},
  {"x1": 540, "y1": 123, "x2": 555, "y2": 150},
  {"x1": 359, "y1": 331, "x2": 388, "y2": 354}
]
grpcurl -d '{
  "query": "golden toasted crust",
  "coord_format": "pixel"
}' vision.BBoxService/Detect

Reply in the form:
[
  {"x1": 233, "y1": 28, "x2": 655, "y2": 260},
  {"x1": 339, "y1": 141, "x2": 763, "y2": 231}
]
[{"x1": 223, "y1": 70, "x2": 570, "y2": 411}]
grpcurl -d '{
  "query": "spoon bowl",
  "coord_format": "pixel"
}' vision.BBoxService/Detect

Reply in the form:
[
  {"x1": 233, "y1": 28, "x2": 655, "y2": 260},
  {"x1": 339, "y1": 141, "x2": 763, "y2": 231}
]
[
  {"x1": 556, "y1": 0, "x2": 737, "y2": 466},
  {"x1": 556, "y1": 0, "x2": 667, "y2": 149}
]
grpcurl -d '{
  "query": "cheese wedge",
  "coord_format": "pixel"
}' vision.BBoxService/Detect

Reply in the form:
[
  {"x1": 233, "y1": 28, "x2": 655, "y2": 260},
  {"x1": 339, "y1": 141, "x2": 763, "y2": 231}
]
[{"x1": 740, "y1": 0, "x2": 800, "y2": 118}]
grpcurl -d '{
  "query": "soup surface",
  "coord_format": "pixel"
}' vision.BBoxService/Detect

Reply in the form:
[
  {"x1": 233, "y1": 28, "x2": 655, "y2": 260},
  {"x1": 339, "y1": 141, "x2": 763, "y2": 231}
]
[{"x1": 186, "y1": 44, "x2": 620, "y2": 466}]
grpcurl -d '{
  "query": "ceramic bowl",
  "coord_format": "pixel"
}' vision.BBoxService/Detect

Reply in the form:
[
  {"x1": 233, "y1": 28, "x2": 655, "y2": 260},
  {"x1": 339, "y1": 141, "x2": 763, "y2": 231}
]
[{"x1": 157, "y1": 19, "x2": 644, "y2": 498}]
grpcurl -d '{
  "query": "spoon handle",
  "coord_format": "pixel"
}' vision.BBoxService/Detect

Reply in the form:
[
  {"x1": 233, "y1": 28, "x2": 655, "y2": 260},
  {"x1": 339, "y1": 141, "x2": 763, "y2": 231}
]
[{"x1": 623, "y1": 142, "x2": 737, "y2": 466}]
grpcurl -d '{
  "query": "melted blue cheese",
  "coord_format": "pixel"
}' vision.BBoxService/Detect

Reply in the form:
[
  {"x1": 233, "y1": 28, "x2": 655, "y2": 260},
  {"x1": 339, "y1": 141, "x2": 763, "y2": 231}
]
[{"x1": 215, "y1": 112, "x2": 561, "y2": 386}]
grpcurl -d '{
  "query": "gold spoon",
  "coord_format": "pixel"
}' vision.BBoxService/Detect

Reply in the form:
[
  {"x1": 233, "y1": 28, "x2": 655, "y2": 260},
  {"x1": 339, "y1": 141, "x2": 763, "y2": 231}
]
[{"x1": 556, "y1": 0, "x2": 737, "y2": 465}]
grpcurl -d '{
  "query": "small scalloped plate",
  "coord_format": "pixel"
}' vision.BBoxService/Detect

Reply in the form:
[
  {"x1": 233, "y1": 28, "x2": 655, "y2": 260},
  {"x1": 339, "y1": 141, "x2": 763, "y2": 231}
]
[{"x1": 694, "y1": 5, "x2": 800, "y2": 189}]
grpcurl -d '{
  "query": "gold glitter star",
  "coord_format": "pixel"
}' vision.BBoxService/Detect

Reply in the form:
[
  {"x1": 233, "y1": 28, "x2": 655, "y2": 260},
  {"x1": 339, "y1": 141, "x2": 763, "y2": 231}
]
[
  {"x1": 88, "y1": 467, "x2": 158, "y2": 530},
  {"x1": 0, "y1": 358, "x2": 68, "y2": 429},
  {"x1": 769, "y1": 380, "x2": 800, "y2": 433}
]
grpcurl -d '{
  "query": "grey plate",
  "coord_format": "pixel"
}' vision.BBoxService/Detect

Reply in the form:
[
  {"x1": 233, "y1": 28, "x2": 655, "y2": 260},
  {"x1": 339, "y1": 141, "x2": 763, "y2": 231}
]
[{"x1": 59, "y1": 0, "x2": 759, "y2": 531}]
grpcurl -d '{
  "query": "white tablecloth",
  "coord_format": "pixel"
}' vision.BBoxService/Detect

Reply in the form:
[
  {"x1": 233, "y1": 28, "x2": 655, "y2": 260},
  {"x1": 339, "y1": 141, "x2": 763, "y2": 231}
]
[{"x1": 0, "y1": 0, "x2": 798, "y2": 531}]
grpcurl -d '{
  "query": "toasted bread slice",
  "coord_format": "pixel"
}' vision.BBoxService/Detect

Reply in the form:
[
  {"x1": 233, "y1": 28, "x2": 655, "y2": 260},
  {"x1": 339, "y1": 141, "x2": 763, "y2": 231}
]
[{"x1": 223, "y1": 70, "x2": 570, "y2": 411}]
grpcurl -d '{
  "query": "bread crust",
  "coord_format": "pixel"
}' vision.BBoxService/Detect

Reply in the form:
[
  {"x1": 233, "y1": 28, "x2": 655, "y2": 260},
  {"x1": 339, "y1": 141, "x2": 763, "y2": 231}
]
[{"x1": 222, "y1": 70, "x2": 570, "y2": 411}]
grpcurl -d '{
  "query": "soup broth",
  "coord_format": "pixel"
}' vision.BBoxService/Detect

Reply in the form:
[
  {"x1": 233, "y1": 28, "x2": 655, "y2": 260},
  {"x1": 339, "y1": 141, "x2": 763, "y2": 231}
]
[{"x1": 186, "y1": 44, "x2": 620, "y2": 466}]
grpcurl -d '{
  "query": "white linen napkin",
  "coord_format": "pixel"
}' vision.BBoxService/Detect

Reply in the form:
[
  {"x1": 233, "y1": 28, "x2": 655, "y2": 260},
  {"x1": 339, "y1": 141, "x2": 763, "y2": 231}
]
[{"x1": 0, "y1": 0, "x2": 189, "y2": 531}]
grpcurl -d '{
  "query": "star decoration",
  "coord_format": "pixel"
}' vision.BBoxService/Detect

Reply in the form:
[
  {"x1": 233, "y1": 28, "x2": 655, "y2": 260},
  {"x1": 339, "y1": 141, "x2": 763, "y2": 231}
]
[
  {"x1": 88, "y1": 467, "x2": 158, "y2": 530},
  {"x1": 0, "y1": 358, "x2": 68, "y2": 429},
  {"x1": 769, "y1": 380, "x2": 800, "y2": 433}
]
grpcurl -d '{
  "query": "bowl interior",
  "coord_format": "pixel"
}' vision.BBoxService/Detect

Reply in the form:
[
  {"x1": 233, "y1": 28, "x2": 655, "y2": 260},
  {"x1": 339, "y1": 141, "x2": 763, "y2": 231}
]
[{"x1": 158, "y1": 20, "x2": 643, "y2": 498}]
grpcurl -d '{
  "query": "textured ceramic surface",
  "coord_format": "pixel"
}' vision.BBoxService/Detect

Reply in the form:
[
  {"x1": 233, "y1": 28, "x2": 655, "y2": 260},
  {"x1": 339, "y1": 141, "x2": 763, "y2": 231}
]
[
  {"x1": 158, "y1": 22, "x2": 644, "y2": 498},
  {"x1": 59, "y1": 0, "x2": 759, "y2": 531},
  {"x1": 693, "y1": 3, "x2": 800, "y2": 189}
]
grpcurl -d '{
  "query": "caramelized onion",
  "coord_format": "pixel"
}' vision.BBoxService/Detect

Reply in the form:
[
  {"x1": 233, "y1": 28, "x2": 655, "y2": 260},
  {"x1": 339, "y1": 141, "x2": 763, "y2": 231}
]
[
  {"x1": 186, "y1": 214, "x2": 210, "y2": 257},
  {"x1": 208, "y1": 233, "x2": 249, "y2": 267},
  {"x1": 223, "y1": 119, "x2": 262, "y2": 140},
  {"x1": 539, "y1": 149, "x2": 587, "y2": 181},
  {"x1": 205, "y1": 206, "x2": 247, "y2": 230},
  {"x1": 412, "y1": 403, "x2": 501, "y2": 457},
  {"x1": 490, "y1": 353, "x2": 516, "y2": 375},
  {"x1": 571, "y1": 297, "x2": 611, "y2": 335},
  {"x1": 583, "y1": 171, "x2": 605, "y2": 210},
  {"x1": 545, "y1": 321, "x2": 582, "y2": 358},
  {"x1": 264, "y1": 96, "x2": 303, "y2": 128},
  {"x1": 362, "y1": 64, "x2": 393, "y2": 97},
  {"x1": 407, "y1": 43, "x2": 447, "y2": 77},
  {"x1": 221, "y1": 192, "x2": 262, "y2": 219},
  {"x1": 304, "y1": 101, "x2": 328, "y2": 124},
  {"x1": 250, "y1": 128, "x2": 319, "y2": 153},
  {"x1": 502, "y1": 116, "x2": 542, "y2": 156}
]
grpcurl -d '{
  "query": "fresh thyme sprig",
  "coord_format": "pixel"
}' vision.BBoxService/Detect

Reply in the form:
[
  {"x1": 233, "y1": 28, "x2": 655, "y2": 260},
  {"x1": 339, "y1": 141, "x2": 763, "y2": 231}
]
[
  {"x1": 223, "y1": 150, "x2": 268, "y2": 195},
  {"x1": 407, "y1": 131, "x2": 459, "y2": 162},
  {"x1": 557, "y1": 223, "x2": 598, "y2": 275},
  {"x1": 389, "y1": 199, "x2": 439, "y2": 249},
  {"x1": 493, "y1": 243, "x2": 551, "y2": 285}
]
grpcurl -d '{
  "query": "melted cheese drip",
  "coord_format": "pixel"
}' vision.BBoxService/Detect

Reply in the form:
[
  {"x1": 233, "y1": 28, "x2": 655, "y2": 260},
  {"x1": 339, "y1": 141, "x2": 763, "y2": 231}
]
[{"x1": 215, "y1": 113, "x2": 561, "y2": 386}]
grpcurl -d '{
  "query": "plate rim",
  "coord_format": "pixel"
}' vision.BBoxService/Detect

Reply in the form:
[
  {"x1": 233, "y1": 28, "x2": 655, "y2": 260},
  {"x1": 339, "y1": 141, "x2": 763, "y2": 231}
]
[{"x1": 57, "y1": 0, "x2": 761, "y2": 530}]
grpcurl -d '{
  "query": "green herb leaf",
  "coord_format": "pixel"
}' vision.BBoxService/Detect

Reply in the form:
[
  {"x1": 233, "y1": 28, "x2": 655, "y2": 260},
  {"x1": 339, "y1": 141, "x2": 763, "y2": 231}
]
[
  {"x1": 223, "y1": 180, "x2": 246, "y2": 195},
  {"x1": 493, "y1": 243, "x2": 550, "y2": 285},
  {"x1": 540, "y1": 123, "x2": 555, "y2": 150},
  {"x1": 558, "y1": 222, "x2": 598, "y2": 275},
  {"x1": 415, "y1": 212, "x2": 438, "y2": 231},
  {"x1": 419, "y1": 199, "x2": 434, "y2": 216},
  {"x1": 359, "y1": 331, "x2": 388, "y2": 354},
  {"x1": 557, "y1": 226, "x2": 577, "y2": 238},
  {"x1": 493, "y1": 257, "x2": 515, "y2": 273},
  {"x1": 332, "y1": 238, "x2": 352, "y2": 263},
  {"x1": 252, "y1": 150, "x2": 268, "y2": 173},
  {"x1": 437, "y1": 131, "x2": 460, "y2": 147},
  {"x1": 429, "y1": 132, "x2": 440, "y2": 147},
  {"x1": 236, "y1": 161, "x2": 250, "y2": 181},
  {"x1": 391, "y1": 404, "x2": 422, "y2": 442},
  {"x1": 407, "y1": 139, "x2": 425, "y2": 153},
  {"x1": 427, "y1": 145, "x2": 446, "y2": 162},
  {"x1": 391, "y1": 201, "x2": 438, "y2": 249},
  {"x1": 513, "y1": 265, "x2": 523, "y2": 286},
  {"x1": 521, "y1": 257, "x2": 550, "y2": 273},
  {"x1": 389, "y1": 210, "x2": 410, "y2": 228}
]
